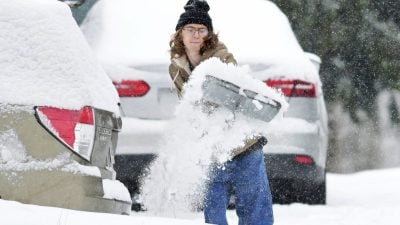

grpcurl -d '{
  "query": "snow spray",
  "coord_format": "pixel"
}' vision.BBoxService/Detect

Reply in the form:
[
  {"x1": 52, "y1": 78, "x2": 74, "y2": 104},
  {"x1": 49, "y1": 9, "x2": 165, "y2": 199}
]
[{"x1": 139, "y1": 58, "x2": 287, "y2": 218}]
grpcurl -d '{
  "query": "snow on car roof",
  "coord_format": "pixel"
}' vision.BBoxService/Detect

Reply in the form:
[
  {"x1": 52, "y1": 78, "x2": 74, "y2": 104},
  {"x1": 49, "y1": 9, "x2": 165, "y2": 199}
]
[
  {"x1": 0, "y1": 0, "x2": 119, "y2": 113},
  {"x1": 81, "y1": 0, "x2": 319, "y2": 84}
]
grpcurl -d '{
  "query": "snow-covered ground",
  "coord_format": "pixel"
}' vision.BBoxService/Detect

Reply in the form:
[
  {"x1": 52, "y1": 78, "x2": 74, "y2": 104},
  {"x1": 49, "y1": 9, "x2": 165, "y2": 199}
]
[
  {"x1": 2, "y1": 0, "x2": 399, "y2": 224},
  {"x1": 2, "y1": 167, "x2": 399, "y2": 225}
]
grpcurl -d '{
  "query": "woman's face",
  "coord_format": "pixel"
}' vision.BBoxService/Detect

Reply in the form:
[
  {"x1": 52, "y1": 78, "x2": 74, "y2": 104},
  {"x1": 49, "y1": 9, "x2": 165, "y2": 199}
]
[{"x1": 181, "y1": 23, "x2": 209, "y2": 53}]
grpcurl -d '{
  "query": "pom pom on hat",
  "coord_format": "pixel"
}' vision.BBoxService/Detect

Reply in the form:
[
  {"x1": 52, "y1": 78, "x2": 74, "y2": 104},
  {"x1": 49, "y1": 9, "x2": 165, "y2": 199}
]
[{"x1": 175, "y1": 0, "x2": 213, "y2": 31}]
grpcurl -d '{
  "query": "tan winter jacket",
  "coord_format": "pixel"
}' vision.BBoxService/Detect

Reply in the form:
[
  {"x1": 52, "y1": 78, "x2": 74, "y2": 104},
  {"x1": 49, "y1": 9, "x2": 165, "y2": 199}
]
[{"x1": 168, "y1": 43, "x2": 265, "y2": 157}]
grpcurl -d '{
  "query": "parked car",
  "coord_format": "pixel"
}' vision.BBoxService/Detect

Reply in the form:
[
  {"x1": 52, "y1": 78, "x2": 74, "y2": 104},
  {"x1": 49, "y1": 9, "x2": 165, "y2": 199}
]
[
  {"x1": 80, "y1": 0, "x2": 328, "y2": 207},
  {"x1": 0, "y1": 0, "x2": 131, "y2": 214},
  {"x1": 260, "y1": 54, "x2": 328, "y2": 204}
]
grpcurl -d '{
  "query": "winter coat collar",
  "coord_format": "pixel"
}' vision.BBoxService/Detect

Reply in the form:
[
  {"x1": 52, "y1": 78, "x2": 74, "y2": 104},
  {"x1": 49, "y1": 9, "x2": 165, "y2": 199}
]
[{"x1": 172, "y1": 42, "x2": 230, "y2": 74}]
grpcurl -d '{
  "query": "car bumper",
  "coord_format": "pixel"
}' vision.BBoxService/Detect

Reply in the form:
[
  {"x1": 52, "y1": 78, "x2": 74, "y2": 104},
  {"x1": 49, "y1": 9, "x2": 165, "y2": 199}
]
[
  {"x1": 114, "y1": 154, "x2": 325, "y2": 186},
  {"x1": 114, "y1": 152, "x2": 325, "y2": 190},
  {"x1": 0, "y1": 170, "x2": 132, "y2": 215},
  {"x1": 264, "y1": 153, "x2": 325, "y2": 183},
  {"x1": 114, "y1": 152, "x2": 326, "y2": 207}
]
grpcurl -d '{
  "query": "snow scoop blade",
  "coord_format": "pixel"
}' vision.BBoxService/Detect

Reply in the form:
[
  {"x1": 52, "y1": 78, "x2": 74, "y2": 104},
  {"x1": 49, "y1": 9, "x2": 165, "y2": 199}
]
[{"x1": 202, "y1": 75, "x2": 281, "y2": 122}]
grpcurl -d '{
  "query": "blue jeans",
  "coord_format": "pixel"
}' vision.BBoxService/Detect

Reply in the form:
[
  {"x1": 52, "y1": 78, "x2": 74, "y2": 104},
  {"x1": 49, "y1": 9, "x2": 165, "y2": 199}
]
[{"x1": 204, "y1": 148, "x2": 274, "y2": 225}]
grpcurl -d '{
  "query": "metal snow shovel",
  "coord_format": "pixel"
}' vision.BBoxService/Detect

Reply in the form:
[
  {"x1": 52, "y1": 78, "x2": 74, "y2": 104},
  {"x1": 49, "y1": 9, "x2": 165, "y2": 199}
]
[{"x1": 201, "y1": 75, "x2": 282, "y2": 122}]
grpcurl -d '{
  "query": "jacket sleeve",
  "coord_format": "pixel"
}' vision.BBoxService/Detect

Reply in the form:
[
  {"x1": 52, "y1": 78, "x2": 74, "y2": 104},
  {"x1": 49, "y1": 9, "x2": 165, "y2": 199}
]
[
  {"x1": 223, "y1": 53, "x2": 237, "y2": 65},
  {"x1": 214, "y1": 50, "x2": 237, "y2": 66},
  {"x1": 169, "y1": 63, "x2": 184, "y2": 98}
]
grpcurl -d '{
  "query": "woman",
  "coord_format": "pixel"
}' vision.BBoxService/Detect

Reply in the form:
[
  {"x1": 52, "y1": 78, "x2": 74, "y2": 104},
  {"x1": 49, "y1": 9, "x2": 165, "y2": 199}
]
[{"x1": 169, "y1": 1, "x2": 274, "y2": 225}]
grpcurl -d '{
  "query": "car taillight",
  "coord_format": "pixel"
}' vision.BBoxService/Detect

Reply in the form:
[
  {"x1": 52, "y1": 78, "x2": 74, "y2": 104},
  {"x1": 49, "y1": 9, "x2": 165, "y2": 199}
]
[
  {"x1": 112, "y1": 80, "x2": 150, "y2": 97},
  {"x1": 294, "y1": 155, "x2": 314, "y2": 164},
  {"x1": 35, "y1": 106, "x2": 95, "y2": 161},
  {"x1": 265, "y1": 79, "x2": 316, "y2": 97}
]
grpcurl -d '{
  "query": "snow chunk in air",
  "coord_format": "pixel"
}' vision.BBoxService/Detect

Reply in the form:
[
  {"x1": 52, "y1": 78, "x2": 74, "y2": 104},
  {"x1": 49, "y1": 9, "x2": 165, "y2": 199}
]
[{"x1": 140, "y1": 58, "x2": 287, "y2": 217}]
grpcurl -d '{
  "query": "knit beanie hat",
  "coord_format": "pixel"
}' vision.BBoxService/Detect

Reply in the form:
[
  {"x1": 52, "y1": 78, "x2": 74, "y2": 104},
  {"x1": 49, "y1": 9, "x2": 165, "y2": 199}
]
[{"x1": 175, "y1": 0, "x2": 213, "y2": 31}]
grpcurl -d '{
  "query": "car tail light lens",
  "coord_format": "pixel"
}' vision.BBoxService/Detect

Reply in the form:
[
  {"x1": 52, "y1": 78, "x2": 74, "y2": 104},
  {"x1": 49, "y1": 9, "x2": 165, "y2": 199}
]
[
  {"x1": 35, "y1": 106, "x2": 95, "y2": 161},
  {"x1": 112, "y1": 80, "x2": 150, "y2": 97},
  {"x1": 294, "y1": 155, "x2": 314, "y2": 164},
  {"x1": 265, "y1": 79, "x2": 316, "y2": 97}
]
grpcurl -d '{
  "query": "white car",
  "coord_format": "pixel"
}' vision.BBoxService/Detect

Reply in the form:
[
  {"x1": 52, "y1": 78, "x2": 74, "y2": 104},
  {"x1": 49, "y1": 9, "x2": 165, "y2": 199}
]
[
  {"x1": 258, "y1": 54, "x2": 328, "y2": 204},
  {"x1": 0, "y1": 0, "x2": 131, "y2": 214},
  {"x1": 80, "y1": 0, "x2": 328, "y2": 206}
]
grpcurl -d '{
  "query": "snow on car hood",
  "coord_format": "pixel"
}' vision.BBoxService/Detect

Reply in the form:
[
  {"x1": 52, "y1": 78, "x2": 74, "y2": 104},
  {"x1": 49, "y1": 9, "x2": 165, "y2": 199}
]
[
  {"x1": 81, "y1": 0, "x2": 319, "y2": 85},
  {"x1": 0, "y1": 0, "x2": 119, "y2": 114}
]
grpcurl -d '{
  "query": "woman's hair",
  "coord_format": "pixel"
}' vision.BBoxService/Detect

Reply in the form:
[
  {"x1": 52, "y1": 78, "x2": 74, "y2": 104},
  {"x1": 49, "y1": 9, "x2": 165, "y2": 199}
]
[{"x1": 169, "y1": 28, "x2": 219, "y2": 59}]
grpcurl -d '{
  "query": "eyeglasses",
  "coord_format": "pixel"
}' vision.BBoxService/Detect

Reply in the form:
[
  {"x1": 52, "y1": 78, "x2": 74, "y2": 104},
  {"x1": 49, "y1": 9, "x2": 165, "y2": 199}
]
[{"x1": 183, "y1": 27, "x2": 209, "y2": 36}]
